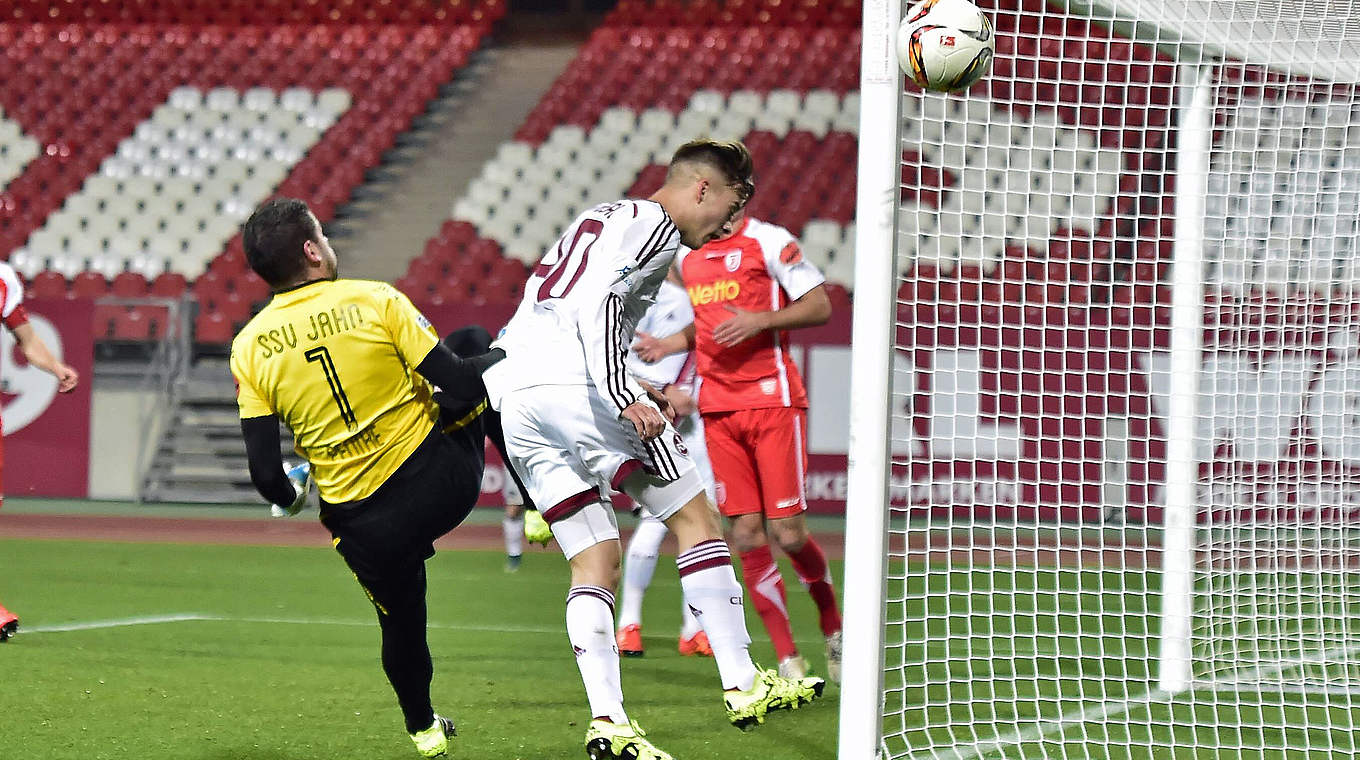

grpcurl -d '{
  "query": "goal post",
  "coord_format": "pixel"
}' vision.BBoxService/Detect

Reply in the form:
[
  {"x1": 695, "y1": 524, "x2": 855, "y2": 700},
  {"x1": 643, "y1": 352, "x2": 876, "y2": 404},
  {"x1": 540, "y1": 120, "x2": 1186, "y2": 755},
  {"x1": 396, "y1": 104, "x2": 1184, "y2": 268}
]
[
  {"x1": 1155, "y1": 60, "x2": 1213, "y2": 696},
  {"x1": 838, "y1": 0, "x2": 902, "y2": 756},
  {"x1": 843, "y1": 0, "x2": 1360, "y2": 757}
]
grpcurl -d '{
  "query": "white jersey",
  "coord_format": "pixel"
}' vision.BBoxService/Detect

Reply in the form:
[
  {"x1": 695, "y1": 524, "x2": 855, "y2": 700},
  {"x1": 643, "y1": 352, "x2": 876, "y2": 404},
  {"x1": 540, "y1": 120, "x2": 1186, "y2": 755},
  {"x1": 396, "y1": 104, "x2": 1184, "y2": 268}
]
[
  {"x1": 485, "y1": 200, "x2": 682, "y2": 414},
  {"x1": 627, "y1": 278, "x2": 694, "y2": 389}
]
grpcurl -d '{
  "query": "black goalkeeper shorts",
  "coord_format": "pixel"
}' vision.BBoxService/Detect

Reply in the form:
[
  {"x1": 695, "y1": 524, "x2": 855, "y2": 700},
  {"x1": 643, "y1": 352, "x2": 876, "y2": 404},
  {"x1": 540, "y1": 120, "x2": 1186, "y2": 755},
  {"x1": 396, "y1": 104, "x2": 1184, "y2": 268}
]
[{"x1": 320, "y1": 422, "x2": 485, "y2": 589}]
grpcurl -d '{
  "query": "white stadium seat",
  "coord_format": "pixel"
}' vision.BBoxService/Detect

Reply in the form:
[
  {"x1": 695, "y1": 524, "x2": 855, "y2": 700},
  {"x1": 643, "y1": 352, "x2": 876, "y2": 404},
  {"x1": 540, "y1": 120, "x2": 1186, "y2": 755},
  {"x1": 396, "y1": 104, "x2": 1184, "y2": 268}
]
[
  {"x1": 8, "y1": 248, "x2": 41, "y2": 279},
  {"x1": 687, "y1": 89, "x2": 726, "y2": 117},
  {"x1": 637, "y1": 108, "x2": 676, "y2": 136}
]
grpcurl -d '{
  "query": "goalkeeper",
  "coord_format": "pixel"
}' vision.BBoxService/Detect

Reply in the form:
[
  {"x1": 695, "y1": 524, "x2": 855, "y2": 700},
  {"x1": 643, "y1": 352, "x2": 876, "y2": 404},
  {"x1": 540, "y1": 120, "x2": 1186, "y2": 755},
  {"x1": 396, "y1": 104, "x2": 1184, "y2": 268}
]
[{"x1": 232, "y1": 198, "x2": 502, "y2": 758}]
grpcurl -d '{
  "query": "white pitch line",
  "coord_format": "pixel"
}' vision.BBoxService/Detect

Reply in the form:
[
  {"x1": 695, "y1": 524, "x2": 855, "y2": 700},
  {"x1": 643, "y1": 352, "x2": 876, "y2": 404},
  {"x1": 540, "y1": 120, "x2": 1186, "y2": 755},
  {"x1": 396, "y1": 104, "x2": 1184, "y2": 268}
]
[
  {"x1": 23, "y1": 613, "x2": 221, "y2": 633},
  {"x1": 229, "y1": 615, "x2": 565, "y2": 636},
  {"x1": 16, "y1": 613, "x2": 837, "y2": 647}
]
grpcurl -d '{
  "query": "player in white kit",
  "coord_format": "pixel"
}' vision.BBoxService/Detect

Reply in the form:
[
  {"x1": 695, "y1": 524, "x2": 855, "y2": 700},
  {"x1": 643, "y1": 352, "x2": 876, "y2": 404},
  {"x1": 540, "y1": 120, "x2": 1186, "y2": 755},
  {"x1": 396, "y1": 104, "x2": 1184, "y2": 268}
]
[
  {"x1": 482, "y1": 140, "x2": 824, "y2": 760},
  {"x1": 614, "y1": 272, "x2": 717, "y2": 658}
]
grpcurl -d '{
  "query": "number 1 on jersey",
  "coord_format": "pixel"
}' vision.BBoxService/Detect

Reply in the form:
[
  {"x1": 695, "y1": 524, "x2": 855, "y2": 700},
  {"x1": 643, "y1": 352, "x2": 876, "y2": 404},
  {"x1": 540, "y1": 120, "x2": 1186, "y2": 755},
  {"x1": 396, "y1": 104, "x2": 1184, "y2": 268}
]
[{"x1": 305, "y1": 346, "x2": 357, "y2": 430}]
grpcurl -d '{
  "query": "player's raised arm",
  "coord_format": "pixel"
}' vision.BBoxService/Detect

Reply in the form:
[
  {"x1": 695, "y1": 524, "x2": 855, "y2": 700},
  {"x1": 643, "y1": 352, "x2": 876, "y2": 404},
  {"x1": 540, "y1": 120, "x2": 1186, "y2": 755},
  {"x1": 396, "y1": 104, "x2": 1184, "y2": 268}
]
[
  {"x1": 712, "y1": 227, "x2": 832, "y2": 347},
  {"x1": 373, "y1": 282, "x2": 504, "y2": 403}
]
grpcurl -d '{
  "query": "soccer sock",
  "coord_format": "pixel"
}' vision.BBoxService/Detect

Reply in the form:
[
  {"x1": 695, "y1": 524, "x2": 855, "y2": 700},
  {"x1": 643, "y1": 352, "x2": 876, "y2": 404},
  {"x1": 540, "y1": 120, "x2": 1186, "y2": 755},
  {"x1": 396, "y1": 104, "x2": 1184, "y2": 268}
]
[
  {"x1": 677, "y1": 540, "x2": 757, "y2": 691},
  {"x1": 788, "y1": 537, "x2": 844, "y2": 636},
  {"x1": 370, "y1": 564, "x2": 435, "y2": 735},
  {"x1": 566, "y1": 585, "x2": 627, "y2": 724},
  {"x1": 502, "y1": 513, "x2": 524, "y2": 558},
  {"x1": 619, "y1": 516, "x2": 667, "y2": 629},
  {"x1": 679, "y1": 596, "x2": 703, "y2": 639},
  {"x1": 739, "y1": 545, "x2": 799, "y2": 661}
]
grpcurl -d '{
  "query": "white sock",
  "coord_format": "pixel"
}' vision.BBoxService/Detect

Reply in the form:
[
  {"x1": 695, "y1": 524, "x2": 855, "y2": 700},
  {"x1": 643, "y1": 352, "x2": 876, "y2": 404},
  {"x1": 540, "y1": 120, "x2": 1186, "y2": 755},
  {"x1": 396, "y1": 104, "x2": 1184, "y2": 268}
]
[
  {"x1": 503, "y1": 514, "x2": 524, "y2": 557},
  {"x1": 566, "y1": 585, "x2": 627, "y2": 724},
  {"x1": 676, "y1": 540, "x2": 757, "y2": 691},
  {"x1": 679, "y1": 598, "x2": 703, "y2": 639},
  {"x1": 618, "y1": 516, "x2": 667, "y2": 629}
]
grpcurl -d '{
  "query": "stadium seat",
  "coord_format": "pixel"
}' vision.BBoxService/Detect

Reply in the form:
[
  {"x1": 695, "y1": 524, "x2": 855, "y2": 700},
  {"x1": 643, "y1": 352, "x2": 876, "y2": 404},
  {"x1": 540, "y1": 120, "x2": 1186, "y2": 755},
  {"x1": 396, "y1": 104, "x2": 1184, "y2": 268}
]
[
  {"x1": 150, "y1": 271, "x2": 188, "y2": 298},
  {"x1": 0, "y1": 5, "x2": 500, "y2": 345},
  {"x1": 28, "y1": 270, "x2": 67, "y2": 300},
  {"x1": 70, "y1": 271, "x2": 109, "y2": 299}
]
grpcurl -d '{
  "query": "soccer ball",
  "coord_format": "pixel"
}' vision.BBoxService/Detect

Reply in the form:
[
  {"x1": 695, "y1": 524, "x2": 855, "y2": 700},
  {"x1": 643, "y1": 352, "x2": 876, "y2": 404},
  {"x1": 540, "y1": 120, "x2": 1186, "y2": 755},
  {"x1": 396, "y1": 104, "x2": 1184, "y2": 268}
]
[{"x1": 897, "y1": 0, "x2": 995, "y2": 93}]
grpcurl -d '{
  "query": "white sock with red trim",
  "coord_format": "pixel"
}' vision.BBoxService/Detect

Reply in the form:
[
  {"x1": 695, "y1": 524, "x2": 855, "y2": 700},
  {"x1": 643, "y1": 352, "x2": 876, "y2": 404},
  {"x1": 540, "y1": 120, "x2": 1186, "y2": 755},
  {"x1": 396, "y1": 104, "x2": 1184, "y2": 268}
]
[
  {"x1": 676, "y1": 539, "x2": 756, "y2": 691},
  {"x1": 566, "y1": 585, "x2": 627, "y2": 724}
]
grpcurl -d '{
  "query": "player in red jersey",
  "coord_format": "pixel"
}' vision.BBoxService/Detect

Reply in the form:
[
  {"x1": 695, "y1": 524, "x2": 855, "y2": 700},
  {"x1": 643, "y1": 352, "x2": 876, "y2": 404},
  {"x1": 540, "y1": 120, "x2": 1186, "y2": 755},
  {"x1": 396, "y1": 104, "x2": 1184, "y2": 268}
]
[
  {"x1": 634, "y1": 208, "x2": 843, "y2": 682},
  {"x1": 0, "y1": 261, "x2": 80, "y2": 641}
]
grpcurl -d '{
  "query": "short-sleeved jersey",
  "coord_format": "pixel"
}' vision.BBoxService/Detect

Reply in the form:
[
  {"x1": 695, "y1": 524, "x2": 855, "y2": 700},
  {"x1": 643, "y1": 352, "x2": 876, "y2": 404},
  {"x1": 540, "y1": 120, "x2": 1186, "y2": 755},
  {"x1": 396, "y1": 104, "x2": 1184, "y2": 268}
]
[
  {"x1": 0, "y1": 262, "x2": 30, "y2": 333},
  {"x1": 485, "y1": 200, "x2": 681, "y2": 415},
  {"x1": 229, "y1": 279, "x2": 442, "y2": 504},
  {"x1": 627, "y1": 279, "x2": 694, "y2": 390},
  {"x1": 676, "y1": 217, "x2": 825, "y2": 413}
]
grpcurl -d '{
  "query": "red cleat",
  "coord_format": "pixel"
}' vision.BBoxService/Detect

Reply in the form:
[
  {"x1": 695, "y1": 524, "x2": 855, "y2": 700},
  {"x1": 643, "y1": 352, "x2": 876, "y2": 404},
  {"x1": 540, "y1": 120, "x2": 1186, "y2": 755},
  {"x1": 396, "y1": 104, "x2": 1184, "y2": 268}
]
[
  {"x1": 616, "y1": 624, "x2": 645, "y2": 657},
  {"x1": 0, "y1": 604, "x2": 18, "y2": 642},
  {"x1": 678, "y1": 630, "x2": 712, "y2": 657}
]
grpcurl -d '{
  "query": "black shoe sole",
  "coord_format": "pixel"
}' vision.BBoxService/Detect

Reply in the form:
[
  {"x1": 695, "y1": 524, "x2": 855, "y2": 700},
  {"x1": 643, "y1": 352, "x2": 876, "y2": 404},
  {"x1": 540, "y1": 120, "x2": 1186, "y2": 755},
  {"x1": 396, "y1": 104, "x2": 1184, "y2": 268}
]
[
  {"x1": 0, "y1": 621, "x2": 16, "y2": 642},
  {"x1": 585, "y1": 737, "x2": 642, "y2": 760},
  {"x1": 619, "y1": 650, "x2": 645, "y2": 658},
  {"x1": 729, "y1": 680, "x2": 827, "y2": 731}
]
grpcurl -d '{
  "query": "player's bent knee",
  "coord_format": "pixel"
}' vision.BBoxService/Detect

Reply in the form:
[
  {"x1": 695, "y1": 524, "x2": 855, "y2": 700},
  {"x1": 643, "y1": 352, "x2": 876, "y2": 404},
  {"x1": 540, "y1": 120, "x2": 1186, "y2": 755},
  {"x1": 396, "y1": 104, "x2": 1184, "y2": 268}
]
[
  {"x1": 663, "y1": 492, "x2": 723, "y2": 550},
  {"x1": 769, "y1": 515, "x2": 811, "y2": 553},
  {"x1": 569, "y1": 539, "x2": 623, "y2": 589}
]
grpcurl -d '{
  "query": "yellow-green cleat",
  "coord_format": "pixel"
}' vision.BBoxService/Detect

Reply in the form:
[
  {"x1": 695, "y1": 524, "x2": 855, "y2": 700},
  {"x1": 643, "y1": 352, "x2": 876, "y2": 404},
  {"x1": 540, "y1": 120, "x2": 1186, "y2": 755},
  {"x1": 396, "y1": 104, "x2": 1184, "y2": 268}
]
[
  {"x1": 724, "y1": 668, "x2": 826, "y2": 731},
  {"x1": 410, "y1": 715, "x2": 456, "y2": 757},
  {"x1": 584, "y1": 719, "x2": 673, "y2": 760},
  {"x1": 524, "y1": 509, "x2": 553, "y2": 546}
]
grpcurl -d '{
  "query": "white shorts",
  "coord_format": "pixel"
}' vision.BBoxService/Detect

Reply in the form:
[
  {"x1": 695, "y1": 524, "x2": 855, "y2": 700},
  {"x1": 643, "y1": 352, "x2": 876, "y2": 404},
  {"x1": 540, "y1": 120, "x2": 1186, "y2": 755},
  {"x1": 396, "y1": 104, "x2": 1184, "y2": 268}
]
[{"x1": 499, "y1": 384, "x2": 705, "y2": 559}]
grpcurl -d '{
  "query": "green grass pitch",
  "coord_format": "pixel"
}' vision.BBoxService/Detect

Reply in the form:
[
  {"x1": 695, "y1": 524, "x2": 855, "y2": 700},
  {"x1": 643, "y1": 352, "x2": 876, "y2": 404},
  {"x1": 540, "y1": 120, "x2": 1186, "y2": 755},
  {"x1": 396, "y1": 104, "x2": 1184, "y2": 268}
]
[{"x1": 1, "y1": 538, "x2": 840, "y2": 759}]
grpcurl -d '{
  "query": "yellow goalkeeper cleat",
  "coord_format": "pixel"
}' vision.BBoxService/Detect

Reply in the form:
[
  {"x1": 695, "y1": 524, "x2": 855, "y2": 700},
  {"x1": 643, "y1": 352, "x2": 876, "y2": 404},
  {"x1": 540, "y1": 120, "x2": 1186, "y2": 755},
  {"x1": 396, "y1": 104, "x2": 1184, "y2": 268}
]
[
  {"x1": 524, "y1": 509, "x2": 553, "y2": 546},
  {"x1": 409, "y1": 715, "x2": 456, "y2": 757}
]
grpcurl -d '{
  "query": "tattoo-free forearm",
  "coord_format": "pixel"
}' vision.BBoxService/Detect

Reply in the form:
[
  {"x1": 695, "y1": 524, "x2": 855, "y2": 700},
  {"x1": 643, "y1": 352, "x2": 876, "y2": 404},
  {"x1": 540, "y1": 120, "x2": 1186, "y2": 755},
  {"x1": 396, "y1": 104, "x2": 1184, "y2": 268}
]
[{"x1": 762, "y1": 285, "x2": 832, "y2": 331}]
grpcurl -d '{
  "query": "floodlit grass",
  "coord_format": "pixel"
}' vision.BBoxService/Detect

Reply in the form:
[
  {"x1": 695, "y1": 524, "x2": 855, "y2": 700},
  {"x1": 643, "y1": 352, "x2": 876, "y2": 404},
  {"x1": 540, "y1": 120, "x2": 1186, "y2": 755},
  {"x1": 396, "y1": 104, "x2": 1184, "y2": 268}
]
[{"x1": 1, "y1": 538, "x2": 840, "y2": 760}]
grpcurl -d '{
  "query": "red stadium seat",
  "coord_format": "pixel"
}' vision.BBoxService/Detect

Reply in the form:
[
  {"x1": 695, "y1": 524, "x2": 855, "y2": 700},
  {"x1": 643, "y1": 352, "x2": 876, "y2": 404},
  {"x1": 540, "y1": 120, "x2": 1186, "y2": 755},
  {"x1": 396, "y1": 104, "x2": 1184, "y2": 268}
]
[
  {"x1": 110, "y1": 271, "x2": 149, "y2": 298},
  {"x1": 234, "y1": 273, "x2": 271, "y2": 305},
  {"x1": 112, "y1": 307, "x2": 151, "y2": 341},
  {"x1": 194, "y1": 310, "x2": 234, "y2": 344},
  {"x1": 92, "y1": 303, "x2": 123, "y2": 339},
  {"x1": 70, "y1": 271, "x2": 108, "y2": 299},
  {"x1": 28, "y1": 271, "x2": 68, "y2": 300},
  {"x1": 150, "y1": 272, "x2": 188, "y2": 298}
]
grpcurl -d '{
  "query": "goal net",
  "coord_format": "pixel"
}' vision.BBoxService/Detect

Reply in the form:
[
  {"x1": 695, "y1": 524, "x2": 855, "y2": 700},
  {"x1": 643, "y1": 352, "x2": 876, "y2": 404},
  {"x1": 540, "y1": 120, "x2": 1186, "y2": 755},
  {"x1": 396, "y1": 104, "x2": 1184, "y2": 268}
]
[{"x1": 841, "y1": 0, "x2": 1360, "y2": 757}]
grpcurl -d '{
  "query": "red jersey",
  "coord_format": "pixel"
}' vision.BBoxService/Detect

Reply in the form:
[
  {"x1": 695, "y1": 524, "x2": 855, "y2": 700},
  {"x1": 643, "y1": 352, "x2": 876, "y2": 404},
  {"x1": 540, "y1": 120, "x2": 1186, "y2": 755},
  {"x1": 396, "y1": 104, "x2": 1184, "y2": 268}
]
[
  {"x1": 0, "y1": 263, "x2": 29, "y2": 333},
  {"x1": 677, "y1": 217, "x2": 825, "y2": 414}
]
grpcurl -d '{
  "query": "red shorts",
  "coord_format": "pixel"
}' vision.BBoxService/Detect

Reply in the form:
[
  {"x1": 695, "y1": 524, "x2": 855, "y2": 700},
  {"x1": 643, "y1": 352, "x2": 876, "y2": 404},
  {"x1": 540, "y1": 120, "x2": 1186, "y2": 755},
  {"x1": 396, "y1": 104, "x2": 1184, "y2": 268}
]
[{"x1": 702, "y1": 406, "x2": 807, "y2": 519}]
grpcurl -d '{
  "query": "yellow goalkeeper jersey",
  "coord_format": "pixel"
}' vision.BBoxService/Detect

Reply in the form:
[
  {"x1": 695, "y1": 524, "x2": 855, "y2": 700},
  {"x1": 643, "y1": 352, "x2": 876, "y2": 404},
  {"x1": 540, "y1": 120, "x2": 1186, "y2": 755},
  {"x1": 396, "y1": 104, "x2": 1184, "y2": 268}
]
[{"x1": 230, "y1": 278, "x2": 441, "y2": 504}]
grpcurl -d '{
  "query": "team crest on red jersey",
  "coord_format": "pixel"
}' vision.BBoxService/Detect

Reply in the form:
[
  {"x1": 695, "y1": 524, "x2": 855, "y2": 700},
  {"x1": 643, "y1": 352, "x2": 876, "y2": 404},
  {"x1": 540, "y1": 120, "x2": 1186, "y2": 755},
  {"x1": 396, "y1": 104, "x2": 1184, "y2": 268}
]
[
  {"x1": 780, "y1": 241, "x2": 803, "y2": 265},
  {"x1": 724, "y1": 250, "x2": 742, "y2": 272}
]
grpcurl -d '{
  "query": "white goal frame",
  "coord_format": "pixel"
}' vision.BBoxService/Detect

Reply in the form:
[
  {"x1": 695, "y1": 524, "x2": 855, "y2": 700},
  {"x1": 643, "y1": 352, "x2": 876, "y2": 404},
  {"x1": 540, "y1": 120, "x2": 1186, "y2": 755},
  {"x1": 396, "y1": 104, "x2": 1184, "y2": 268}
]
[{"x1": 840, "y1": 2, "x2": 1360, "y2": 757}]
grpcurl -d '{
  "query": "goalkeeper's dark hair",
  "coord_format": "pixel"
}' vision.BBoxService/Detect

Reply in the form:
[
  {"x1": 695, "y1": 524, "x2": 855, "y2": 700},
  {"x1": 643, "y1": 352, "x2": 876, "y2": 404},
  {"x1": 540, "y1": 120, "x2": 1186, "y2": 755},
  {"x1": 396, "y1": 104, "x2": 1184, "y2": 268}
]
[
  {"x1": 666, "y1": 139, "x2": 755, "y2": 204},
  {"x1": 242, "y1": 197, "x2": 318, "y2": 287}
]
